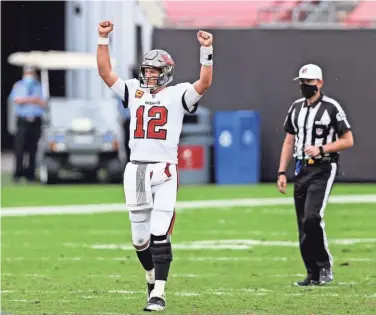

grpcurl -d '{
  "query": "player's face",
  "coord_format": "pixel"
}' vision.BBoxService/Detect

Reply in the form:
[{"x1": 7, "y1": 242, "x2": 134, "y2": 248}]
[
  {"x1": 144, "y1": 67, "x2": 161, "y2": 86},
  {"x1": 23, "y1": 70, "x2": 37, "y2": 80}
]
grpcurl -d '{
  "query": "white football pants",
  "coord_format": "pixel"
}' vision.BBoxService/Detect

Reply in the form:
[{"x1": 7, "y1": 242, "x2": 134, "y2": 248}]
[{"x1": 128, "y1": 163, "x2": 178, "y2": 246}]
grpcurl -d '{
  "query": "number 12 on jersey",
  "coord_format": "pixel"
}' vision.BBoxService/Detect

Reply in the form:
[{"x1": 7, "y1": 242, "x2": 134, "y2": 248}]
[{"x1": 134, "y1": 106, "x2": 168, "y2": 140}]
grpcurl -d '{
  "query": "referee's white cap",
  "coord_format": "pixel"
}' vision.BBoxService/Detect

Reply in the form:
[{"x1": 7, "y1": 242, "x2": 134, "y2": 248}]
[{"x1": 294, "y1": 64, "x2": 323, "y2": 81}]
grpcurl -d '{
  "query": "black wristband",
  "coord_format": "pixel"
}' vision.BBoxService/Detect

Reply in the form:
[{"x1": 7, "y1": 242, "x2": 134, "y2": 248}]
[
  {"x1": 278, "y1": 171, "x2": 286, "y2": 178},
  {"x1": 319, "y1": 146, "x2": 324, "y2": 156}
]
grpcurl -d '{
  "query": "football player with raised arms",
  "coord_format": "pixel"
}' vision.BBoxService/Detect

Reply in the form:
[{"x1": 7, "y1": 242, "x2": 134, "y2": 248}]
[{"x1": 97, "y1": 20, "x2": 213, "y2": 312}]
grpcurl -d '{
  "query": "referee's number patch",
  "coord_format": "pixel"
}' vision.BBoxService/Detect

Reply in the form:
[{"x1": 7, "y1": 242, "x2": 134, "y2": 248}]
[{"x1": 336, "y1": 111, "x2": 346, "y2": 121}]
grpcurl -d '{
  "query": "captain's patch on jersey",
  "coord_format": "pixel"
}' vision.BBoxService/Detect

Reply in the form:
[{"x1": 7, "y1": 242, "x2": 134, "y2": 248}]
[{"x1": 135, "y1": 89, "x2": 144, "y2": 99}]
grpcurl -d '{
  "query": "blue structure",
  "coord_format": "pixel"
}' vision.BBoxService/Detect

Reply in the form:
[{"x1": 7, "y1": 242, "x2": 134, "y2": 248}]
[{"x1": 214, "y1": 111, "x2": 261, "y2": 184}]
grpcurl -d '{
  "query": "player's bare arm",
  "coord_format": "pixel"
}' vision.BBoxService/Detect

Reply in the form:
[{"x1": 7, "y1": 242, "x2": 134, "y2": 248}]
[
  {"x1": 193, "y1": 30, "x2": 213, "y2": 95},
  {"x1": 97, "y1": 20, "x2": 119, "y2": 87}
]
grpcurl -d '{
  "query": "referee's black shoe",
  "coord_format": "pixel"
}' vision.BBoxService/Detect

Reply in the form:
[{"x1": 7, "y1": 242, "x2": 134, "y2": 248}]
[{"x1": 295, "y1": 273, "x2": 320, "y2": 286}]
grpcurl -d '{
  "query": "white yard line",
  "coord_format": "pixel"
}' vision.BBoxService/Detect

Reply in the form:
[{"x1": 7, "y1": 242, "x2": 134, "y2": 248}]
[
  {"x1": 108, "y1": 290, "x2": 145, "y2": 294},
  {"x1": 4, "y1": 289, "x2": 375, "y2": 300},
  {"x1": 273, "y1": 274, "x2": 306, "y2": 278},
  {"x1": 2, "y1": 194, "x2": 376, "y2": 217},
  {"x1": 85, "y1": 273, "x2": 199, "y2": 279},
  {"x1": 193, "y1": 256, "x2": 289, "y2": 261},
  {"x1": 1, "y1": 273, "x2": 48, "y2": 277},
  {"x1": 345, "y1": 258, "x2": 375, "y2": 262},
  {"x1": 11, "y1": 313, "x2": 131, "y2": 315},
  {"x1": 7, "y1": 237, "x2": 374, "y2": 252},
  {"x1": 175, "y1": 292, "x2": 200, "y2": 296},
  {"x1": 2, "y1": 255, "x2": 375, "y2": 263},
  {"x1": 90, "y1": 238, "x2": 376, "y2": 251},
  {"x1": 171, "y1": 273, "x2": 199, "y2": 277},
  {"x1": 1, "y1": 229, "x2": 289, "y2": 236},
  {"x1": 1, "y1": 256, "x2": 290, "y2": 262},
  {"x1": 1, "y1": 273, "x2": 372, "y2": 285}
]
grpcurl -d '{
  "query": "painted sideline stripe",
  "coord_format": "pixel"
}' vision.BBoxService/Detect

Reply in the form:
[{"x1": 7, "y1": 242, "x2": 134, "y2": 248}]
[
  {"x1": 3, "y1": 289, "x2": 375, "y2": 300},
  {"x1": 90, "y1": 238, "x2": 376, "y2": 251},
  {"x1": 3, "y1": 255, "x2": 374, "y2": 262},
  {"x1": 2, "y1": 194, "x2": 376, "y2": 217},
  {"x1": 3, "y1": 255, "x2": 375, "y2": 263}
]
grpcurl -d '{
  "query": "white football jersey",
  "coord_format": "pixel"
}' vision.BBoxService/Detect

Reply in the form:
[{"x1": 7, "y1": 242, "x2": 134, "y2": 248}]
[{"x1": 112, "y1": 78, "x2": 201, "y2": 164}]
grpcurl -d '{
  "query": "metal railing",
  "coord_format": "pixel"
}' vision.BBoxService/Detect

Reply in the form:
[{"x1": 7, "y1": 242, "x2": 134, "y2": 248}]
[
  {"x1": 137, "y1": 0, "x2": 166, "y2": 28},
  {"x1": 143, "y1": 0, "x2": 376, "y2": 29},
  {"x1": 256, "y1": 0, "x2": 375, "y2": 29},
  {"x1": 256, "y1": 20, "x2": 376, "y2": 29}
]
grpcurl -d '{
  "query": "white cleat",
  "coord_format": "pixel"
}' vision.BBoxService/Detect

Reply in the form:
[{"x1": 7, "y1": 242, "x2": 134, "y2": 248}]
[
  {"x1": 143, "y1": 290, "x2": 166, "y2": 312},
  {"x1": 147, "y1": 282, "x2": 155, "y2": 301}
]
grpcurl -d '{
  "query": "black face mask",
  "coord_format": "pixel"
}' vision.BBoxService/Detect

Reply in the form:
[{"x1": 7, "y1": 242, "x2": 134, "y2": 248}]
[{"x1": 300, "y1": 83, "x2": 318, "y2": 99}]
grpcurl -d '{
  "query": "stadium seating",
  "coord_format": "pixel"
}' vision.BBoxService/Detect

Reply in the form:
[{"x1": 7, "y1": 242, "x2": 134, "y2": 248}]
[
  {"x1": 142, "y1": 0, "x2": 375, "y2": 29},
  {"x1": 162, "y1": 0, "x2": 302, "y2": 28},
  {"x1": 264, "y1": 1, "x2": 304, "y2": 23},
  {"x1": 343, "y1": 1, "x2": 376, "y2": 27}
]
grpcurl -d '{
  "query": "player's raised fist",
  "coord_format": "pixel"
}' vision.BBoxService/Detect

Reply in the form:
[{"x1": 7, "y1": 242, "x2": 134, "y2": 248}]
[
  {"x1": 98, "y1": 20, "x2": 114, "y2": 37},
  {"x1": 197, "y1": 30, "x2": 213, "y2": 47}
]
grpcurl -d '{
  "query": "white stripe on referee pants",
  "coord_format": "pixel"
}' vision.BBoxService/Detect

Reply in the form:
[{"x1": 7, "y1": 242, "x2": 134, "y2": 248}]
[{"x1": 319, "y1": 162, "x2": 337, "y2": 267}]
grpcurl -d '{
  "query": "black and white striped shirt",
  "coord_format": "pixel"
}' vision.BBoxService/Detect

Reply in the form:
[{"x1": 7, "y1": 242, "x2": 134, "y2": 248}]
[{"x1": 283, "y1": 93, "x2": 351, "y2": 160}]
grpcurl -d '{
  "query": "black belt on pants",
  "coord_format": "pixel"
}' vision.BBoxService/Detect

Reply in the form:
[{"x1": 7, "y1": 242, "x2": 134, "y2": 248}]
[
  {"x1": 132, "y1": 161, "x2": 159, "y2": 165},
  {"x1": 296, "y1": 157, "x2": 338, "y2": 167}
]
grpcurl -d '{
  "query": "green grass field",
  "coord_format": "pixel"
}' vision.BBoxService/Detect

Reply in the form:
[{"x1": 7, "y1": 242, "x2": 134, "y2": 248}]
[{"x1": 1, "y1": 182, "x2": 376, "y2": 314}]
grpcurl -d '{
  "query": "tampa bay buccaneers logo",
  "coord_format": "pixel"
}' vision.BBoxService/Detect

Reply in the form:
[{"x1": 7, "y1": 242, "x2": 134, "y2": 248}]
[{"x1": 161, "y1": 53, "x2": 174, "y2": 66}]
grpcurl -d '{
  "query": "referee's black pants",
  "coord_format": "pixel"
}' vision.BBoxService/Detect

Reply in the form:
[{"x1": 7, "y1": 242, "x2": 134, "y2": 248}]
[{"x1": 293, "y1": 161, "x2": 337, "y2": 276}]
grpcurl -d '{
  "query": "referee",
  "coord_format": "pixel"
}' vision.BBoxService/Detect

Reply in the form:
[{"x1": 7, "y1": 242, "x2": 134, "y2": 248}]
[{"x1": 277, "y1": 64, "x2": 354, "y2": 286}]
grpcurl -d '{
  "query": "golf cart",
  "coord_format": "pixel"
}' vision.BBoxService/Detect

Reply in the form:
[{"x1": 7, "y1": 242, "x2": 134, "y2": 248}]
[{"x1": 7, "y1": 51, "x2": 125, "y2": 184}]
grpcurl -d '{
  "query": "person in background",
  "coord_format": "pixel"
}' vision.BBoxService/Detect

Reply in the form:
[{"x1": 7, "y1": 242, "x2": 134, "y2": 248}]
[{"x1": 9, "y1": 66, "x2": 47, "y2": 183}]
